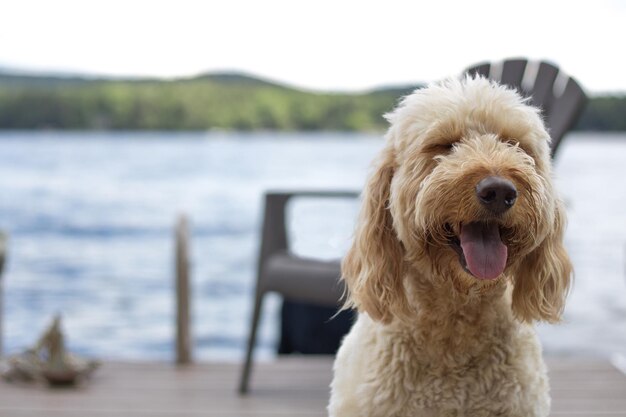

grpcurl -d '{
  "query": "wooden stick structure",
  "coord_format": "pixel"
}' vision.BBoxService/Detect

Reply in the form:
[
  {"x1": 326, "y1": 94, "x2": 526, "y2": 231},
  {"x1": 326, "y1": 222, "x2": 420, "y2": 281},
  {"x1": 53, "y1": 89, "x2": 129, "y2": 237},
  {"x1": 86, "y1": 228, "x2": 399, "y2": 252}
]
[
  {"x1": 1, "y1": 314, "x2": 100, "y2": 385},
  {"x1": 175, "y1": 215, "x2": 192, "y2": 365}
]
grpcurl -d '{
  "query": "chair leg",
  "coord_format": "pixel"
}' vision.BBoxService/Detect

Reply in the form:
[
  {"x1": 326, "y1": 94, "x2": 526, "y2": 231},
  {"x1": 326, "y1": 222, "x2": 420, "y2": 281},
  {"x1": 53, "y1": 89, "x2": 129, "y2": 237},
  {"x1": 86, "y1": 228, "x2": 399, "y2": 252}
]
[{"x1": 238, "y1": 291, "x2": 264, "y2": 394}]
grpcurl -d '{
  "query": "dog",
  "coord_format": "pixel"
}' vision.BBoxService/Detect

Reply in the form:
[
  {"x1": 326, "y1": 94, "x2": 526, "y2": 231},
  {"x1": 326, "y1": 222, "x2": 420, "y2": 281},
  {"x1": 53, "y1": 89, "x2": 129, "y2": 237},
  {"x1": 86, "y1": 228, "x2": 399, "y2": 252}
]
[{"x1": 328, "y1": 76, "x2": 572, "y2": 417}]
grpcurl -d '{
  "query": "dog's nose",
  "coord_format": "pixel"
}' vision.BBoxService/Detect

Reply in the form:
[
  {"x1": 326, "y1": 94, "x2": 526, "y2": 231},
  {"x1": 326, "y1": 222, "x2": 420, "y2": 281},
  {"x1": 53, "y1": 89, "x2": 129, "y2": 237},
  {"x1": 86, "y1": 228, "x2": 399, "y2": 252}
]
[{"x1": 475, "y1": 176, "x2": 517, "y2": 214}]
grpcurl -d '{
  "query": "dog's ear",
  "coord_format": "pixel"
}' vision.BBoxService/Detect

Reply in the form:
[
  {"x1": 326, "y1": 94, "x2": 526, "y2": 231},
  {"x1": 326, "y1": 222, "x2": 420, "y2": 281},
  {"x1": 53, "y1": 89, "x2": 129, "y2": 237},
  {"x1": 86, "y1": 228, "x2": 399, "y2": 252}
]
[
  {"x1": 342, "y1": 147, "x2": 410, "y2": 323},
  {"x1": 512, "y1": 200, "x2": 572, "y2": 323}
]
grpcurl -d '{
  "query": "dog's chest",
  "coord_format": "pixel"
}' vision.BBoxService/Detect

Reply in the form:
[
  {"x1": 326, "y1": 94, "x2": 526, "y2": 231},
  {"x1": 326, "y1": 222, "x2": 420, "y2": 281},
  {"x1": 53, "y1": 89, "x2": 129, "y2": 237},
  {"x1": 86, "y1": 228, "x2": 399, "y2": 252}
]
[
  {"x1": 402, "y1": 357, "x2": 524, "y2": 414},
  {"x1": 359, "y1": 327, "x2": 549, "y2": 416}
]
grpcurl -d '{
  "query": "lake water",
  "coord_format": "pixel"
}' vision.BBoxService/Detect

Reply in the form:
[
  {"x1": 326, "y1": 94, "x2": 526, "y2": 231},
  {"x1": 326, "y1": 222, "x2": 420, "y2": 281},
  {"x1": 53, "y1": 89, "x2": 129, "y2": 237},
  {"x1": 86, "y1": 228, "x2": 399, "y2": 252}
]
[{"x1": 0, "y1": 131, "x2": 624, "y2": 361}]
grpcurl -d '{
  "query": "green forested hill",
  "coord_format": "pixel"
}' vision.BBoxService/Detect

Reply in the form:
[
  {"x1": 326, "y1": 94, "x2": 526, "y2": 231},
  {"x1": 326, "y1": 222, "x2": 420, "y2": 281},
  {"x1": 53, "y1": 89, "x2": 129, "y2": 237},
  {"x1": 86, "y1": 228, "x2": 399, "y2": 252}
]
[
  {"x1": 577, "y1": 96, "x2": 626, "y2": 131},
  {"x1": 0, "y1": 71, "x2": 623, "y2": 131}
]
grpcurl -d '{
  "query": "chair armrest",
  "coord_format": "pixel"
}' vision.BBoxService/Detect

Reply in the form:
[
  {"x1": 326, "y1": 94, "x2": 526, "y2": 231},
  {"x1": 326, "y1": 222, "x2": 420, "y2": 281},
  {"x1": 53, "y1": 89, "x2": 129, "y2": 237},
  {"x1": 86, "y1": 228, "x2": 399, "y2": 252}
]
[
  {"x1": 261, "y1": 253, "x2": 343, "y2": 306},
  {"x1": 265, "y1": 190, "x2": 360, "y2": 200},
  {"x1": 257, "y1": 190, "x2": 360, "y2": 268}
]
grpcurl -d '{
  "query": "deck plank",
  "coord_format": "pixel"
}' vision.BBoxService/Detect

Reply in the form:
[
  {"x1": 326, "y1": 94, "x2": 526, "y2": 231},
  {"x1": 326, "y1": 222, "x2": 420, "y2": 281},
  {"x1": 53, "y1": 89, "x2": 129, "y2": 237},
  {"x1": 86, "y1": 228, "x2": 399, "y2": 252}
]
[{"x1": 0, "y1": 357, "x2": 624, "y2": 417}]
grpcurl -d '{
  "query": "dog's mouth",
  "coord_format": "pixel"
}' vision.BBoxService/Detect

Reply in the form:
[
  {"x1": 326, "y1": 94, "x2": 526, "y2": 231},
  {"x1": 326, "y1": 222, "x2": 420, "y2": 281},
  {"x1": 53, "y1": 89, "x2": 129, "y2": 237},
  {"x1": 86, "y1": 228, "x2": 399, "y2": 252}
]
[{"x1": 446, "y1": 222, "x2": 508, "y2": 280}]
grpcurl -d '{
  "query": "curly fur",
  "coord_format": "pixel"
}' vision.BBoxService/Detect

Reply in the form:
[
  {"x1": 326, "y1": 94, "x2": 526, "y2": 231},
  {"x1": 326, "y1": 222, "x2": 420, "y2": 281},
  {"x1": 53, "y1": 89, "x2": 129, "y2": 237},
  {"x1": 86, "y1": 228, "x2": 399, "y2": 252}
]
[{"x1": 329, "y1": 77, "x2": 572, "y2": 417}]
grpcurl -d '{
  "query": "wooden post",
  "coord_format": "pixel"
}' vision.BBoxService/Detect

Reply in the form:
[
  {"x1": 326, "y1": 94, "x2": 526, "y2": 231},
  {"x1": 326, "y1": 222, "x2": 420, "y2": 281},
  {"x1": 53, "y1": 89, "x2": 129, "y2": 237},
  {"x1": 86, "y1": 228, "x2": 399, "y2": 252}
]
[
  {"x1": 0, "y1": 231, "x2": 7, "y2": 359},
  {"x1": 175, "y1": 215, "x2": 192, "y2": 365}
]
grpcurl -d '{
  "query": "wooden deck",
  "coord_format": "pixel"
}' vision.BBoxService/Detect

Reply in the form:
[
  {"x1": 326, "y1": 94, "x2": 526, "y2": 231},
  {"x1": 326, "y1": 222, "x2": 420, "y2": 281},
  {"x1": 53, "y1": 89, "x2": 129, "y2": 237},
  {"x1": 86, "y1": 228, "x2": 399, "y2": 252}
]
[{"x1": 0, "y1": 357, "x2": 624, "y2": 417}]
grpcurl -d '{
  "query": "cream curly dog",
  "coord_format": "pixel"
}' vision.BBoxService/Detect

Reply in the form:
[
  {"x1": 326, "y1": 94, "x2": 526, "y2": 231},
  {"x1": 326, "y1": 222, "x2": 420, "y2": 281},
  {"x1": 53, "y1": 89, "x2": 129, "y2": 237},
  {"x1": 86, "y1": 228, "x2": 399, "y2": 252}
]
[{"x1": 328, "y1": 77, "x2": 572, "y2": 417}]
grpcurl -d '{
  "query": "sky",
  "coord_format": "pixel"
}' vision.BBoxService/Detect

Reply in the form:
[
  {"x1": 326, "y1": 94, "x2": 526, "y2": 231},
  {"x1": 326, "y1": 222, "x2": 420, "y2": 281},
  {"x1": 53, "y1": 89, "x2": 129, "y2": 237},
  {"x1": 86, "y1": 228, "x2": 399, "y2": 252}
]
[{"x1": 1, "y1": 0, "x2": 625, "y2": 93}]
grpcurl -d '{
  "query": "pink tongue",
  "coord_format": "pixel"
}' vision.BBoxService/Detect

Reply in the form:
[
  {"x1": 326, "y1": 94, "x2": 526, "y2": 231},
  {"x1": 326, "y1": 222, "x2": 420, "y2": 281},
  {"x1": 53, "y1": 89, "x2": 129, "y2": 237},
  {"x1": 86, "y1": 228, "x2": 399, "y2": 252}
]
[{"x1": 460, "y1": 222, "x2": 508, "y2": 280}]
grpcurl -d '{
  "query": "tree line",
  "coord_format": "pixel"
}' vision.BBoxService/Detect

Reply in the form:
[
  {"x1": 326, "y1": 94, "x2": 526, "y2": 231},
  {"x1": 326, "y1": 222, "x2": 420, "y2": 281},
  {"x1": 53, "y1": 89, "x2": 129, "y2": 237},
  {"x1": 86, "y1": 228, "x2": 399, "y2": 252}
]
[{"x1": 0, "y1": 72, "x2": 623, "y2": 131}]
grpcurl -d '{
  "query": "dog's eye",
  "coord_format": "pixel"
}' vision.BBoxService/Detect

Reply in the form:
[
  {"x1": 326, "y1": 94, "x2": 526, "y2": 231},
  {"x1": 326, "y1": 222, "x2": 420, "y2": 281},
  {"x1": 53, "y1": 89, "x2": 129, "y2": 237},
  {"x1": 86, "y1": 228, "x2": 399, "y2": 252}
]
[
  {"x1": 504, "y1": 139, "x2": 519, "y2": 147},
  {"x1": 503, "y1": 138, "x2": 534, "y2": 157},
  {"x1": 424, "y1": 143, "x2": 455, "y2": 154}
]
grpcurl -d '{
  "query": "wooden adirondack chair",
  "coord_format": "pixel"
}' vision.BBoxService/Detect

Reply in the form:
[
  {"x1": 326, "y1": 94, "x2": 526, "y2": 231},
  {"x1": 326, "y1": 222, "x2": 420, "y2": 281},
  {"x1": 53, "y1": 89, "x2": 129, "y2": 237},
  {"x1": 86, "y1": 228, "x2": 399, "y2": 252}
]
[
  {"x1": 238, "y1": 191, "x2": 355, "y2": 394},
  {"x1": 238, "y1": 58, "x2": 587, "y2": 394},
  {"x1": 466, "y1": 58, "x2": 587, "y2": 157}
]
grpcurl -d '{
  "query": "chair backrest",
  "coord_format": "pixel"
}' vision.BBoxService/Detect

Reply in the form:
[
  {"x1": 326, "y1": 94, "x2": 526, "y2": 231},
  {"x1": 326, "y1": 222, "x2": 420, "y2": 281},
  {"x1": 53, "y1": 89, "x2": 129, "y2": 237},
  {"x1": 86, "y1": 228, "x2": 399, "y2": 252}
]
[{"x1": 465, "y1": 58, "x2": 587, "y2": 157}]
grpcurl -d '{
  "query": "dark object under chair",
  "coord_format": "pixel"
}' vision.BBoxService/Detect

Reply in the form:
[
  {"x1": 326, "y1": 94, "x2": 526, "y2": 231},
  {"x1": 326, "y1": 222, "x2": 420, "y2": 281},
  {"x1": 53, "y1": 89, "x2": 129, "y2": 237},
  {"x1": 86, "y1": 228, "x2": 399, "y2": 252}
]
[{"x1": 279, "y1": 301, "x2": 354, "y2": 355}]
